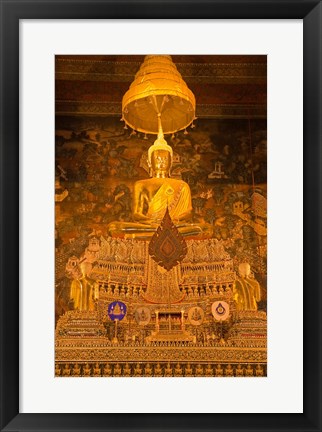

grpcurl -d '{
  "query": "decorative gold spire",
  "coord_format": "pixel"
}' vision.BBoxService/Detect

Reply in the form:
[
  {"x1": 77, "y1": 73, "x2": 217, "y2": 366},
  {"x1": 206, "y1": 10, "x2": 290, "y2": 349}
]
[{"x1": 148, "y1": 114, "x2": 173, "y2": 165}]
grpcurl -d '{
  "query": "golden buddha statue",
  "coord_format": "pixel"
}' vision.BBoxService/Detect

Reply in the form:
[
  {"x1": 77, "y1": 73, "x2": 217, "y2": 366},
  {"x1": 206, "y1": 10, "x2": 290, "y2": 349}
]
[
  {"x1": 205, "y1": 364, "x2": 213, "y2": 377},
  {"x1": 66, "y1": 257, "x2": 95, "y2": 312},
  {"x1": 55, "y1": 363, "x2": 61, "y2": 376},
  {"x1": 245, "y1": 364, "x2": 254, "y2": 377},
  {"x1": 107, "y1": 128, "x2": 212, "y2": 240},
  {"x1": 225, "y1": 364, "x2": 234, "y2": 377},
  {"x1": 164, "y1": 363, "x2": 173, "y2": 377},
  {"x1": 123, "y1": 363, "x2": 131, "y2": 376},
  {"x1": 93, "y1": 363, "x2": 101, "y2": 376},
  {"x1": 233, "y1": 263, "x2": 261, "y2": 311},
  {"x1": 215, "y1": 364, "x2": 224, "y2": 377},
  {"x1": 113, "y1": 363, "x2": 122, "y2": 376},
  {"x1": 144, "y1": 363, "x2": 153, "y2": 377},
  {"x1": 62, "y1": 363, "x2": 71, "y2": 377},
  {"x1": 255, "y1": 364, "x2": 264, "y2": 377},
  {"x1": 134, "y1": 363, "x2": 142, "y2": 377},
  {"x1": 154, "y1": 363, "x2": 163, "y2": 377},
  {"x1": 103, "y1": 363, "x2": 112, "y2": 377},
  {"x1": 184, "y1": 363, "x2": 193, "y2": 377},
  {"x1": 235, "y1": 364, "x2": 244, "y2": 377},
  {"x1": 195, "y1": 364, "x2": 204, "y2": 377},
  {"x1": 72, "y1": 363, "x2": 81, "y2": 376},
  {"x1": 174, "y1": 363, "x2": 183, "y2": 376},
  {"x1": 83, "y1": 363, "x2": 91, "y2": 377}
]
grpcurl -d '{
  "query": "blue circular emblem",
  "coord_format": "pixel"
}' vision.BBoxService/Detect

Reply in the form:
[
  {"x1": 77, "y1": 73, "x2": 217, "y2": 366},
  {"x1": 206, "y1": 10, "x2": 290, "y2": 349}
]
[{"x1": 108, "y1": 301, "x2": 127, "y2": 321}]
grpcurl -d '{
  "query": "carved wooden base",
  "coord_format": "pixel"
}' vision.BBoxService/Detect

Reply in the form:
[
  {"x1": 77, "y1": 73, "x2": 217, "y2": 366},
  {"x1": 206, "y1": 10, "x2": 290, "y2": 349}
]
[{"x1": 55, "y1": 361, "x2": 266, "y2": 377}]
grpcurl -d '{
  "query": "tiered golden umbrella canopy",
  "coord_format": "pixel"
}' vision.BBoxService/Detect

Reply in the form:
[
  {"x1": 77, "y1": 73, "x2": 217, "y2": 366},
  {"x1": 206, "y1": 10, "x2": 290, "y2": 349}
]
[{"x1": 122, "y1": 55, "x2": 196, "y2": 135}]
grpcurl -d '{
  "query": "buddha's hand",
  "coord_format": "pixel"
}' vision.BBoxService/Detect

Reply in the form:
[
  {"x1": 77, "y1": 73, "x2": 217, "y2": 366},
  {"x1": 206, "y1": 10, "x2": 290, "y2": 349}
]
[{"x1": 133, "y1": 212, "x2": 151, "y2": 221}]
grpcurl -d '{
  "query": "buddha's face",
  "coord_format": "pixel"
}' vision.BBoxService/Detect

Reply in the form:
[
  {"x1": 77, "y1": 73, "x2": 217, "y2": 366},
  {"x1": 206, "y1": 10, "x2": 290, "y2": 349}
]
[
  {"x1": 238, "y1": 262, "x2": 251, "y2": 278},
  {"x1": 151, "y1": 149, "x2": 172, "y2": 177}
]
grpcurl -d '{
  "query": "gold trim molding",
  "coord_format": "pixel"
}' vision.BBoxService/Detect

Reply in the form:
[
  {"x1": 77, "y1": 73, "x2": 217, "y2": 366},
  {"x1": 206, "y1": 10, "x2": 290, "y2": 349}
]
[
  {"x1": 55, "y1": 100, "x2": 266, "y2": 119},
  {"x1": 55, "y1": 58, "x2": 266, "y2": 85}
]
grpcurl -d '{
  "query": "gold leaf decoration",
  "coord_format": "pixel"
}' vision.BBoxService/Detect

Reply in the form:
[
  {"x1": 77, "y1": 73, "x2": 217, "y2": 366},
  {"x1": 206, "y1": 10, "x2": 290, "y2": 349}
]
[{"x1": 148, "y1": 208, "x2": 187, "y2": 271}]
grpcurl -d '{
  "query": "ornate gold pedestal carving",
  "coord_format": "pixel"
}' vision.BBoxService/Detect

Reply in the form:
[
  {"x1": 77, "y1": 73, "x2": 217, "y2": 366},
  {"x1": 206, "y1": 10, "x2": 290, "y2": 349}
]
[{"x1": 56, "y1": 237, "x2": 267, "y2": 377}]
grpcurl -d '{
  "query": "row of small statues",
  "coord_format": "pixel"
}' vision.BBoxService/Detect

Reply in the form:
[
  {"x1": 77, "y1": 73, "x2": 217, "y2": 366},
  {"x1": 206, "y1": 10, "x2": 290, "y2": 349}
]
[
  {"x1": 181, "y1": 283, "x2": 232, "y2": 297},
  {"x1": 100, "y1": 284, "x2": 145, "y2": 297},
  {"x1": 98, "y1": 237, "x2": 231, "y2": 265},
  {"x1": 67, "y1": 262, "x2": 260, "y2": 313},
  {"x1": 55, "y1": 362, "x2": 265, "y2": 377},
  {"x1": 99, "y1": 282, "x2": 231, "y2": 299},
  {"x1": 98, "y1": 237, "x2": 147, "y2": 264}
]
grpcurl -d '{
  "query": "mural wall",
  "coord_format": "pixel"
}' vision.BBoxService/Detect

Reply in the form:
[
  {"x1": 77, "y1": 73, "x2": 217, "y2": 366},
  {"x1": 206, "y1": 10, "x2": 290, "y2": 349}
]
[{"x1": 55, "y1": 116, "x2": 267, "y2": 322}]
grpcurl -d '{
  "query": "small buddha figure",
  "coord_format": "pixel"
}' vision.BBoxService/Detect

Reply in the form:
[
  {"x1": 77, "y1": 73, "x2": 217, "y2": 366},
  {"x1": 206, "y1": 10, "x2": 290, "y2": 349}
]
[
  {"x1": 134, "y1": 363, "x2": 142, "y2": 377},
  {"x1": 112, "y1": 302, "x2": 123, "y2": 316},
  {"x1": 204, "y1": 364, "x2": 213, "y2": 377},
  {"x1": 191, "y1": 307, "x2": 202, "y2": 321},
  {"x1": 106, "y1": 284, "x2": 112, "y2": 296},
  {"x1": 195, "y1": 364, "x2": 204, "y2": 377},
  {"x1": 255, "y1": 364, "x2": 264, "y2": 377},
  {"x1": 245, "y1": 364, "x2": 254, "y2": 377},
  {"x1": 234, "y1": 263, "x2": 261, "y2": 311},
  {"x1": 103, "y1": 363, "x2": 112, "y2": 377},
  {"x1": 62, "y1": 363, "x2": 71, "y2": 377},
  {"x1": 225, "y1": 364, "x2": 234, "y2": 377},
  {"x1": 235, "y1": 364, "x2": 244, "y2": 377},
  {"x1": 184, "y1": 363, "x2": 193, "y2": 377},
  {"x1": 83, "y1": 363, "x2": 91, "y2": 377},
  {"x1": 66, "y1": 257, "x2": 95, "y2": 312},
  {"x1": 113, "y1": 363, "x2": 122, "y2": 376},
  {"x1": 107, "y1": 131, "x2": 212, "y2": 239},
  {"x1": 144, "y1": 363, "x2": 153, "y2": 377},
  {"x1": 72, "y1": 363, "x2": 81, "y2": 377},
  {"x1": 154, "y1": 363, "x2": 163, "y2": 377},
  {"x1": 123, "y1": 363, "x2": 132, "y2": 377},
  {"x1": 215, "y1": 364, "x2": 224, "y2": 377},
  {"x1": 93, "y1": 363, "x2": 101, "y2": 377},
  {"x1": 219, "y1": 337, "x2": 226, "y2": 346},
  {"x1": 174, "y1": 363, "x2": 183, "y2": 377},
  {"x1": 55, "y1": 363, "x2": 61, "y2": 377},
  {"x1": 164, "y1": 363, "x2": 173, "y2": 377}
]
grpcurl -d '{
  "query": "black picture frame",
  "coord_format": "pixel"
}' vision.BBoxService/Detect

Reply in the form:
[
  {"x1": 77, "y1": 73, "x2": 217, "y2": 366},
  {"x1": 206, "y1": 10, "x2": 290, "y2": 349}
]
[{"x1": 0, "y1": 1, "x2": 321, "y2": 431}]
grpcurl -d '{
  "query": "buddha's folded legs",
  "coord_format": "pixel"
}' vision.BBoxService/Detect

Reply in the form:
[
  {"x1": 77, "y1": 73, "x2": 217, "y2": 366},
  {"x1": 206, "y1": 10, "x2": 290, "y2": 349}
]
[
  {"x1": 107, "y1": 221, "x2": 157, "y2": 234},
  {"x1": 107, "y1": 220, "x2": 213, "y2": 240}
]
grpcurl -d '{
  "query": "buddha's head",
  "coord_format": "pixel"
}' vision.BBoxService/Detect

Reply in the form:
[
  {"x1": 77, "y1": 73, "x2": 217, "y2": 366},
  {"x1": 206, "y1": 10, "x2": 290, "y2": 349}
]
[
  {"x1": 238, "y1": 262, "x2": 251, "y2": 278},
  {"x1": 148, "y1": 136, "x2": 173, "y2": 178},
  {"x1": 150, "y1": 149, "x2": 172, "y2": 177}
]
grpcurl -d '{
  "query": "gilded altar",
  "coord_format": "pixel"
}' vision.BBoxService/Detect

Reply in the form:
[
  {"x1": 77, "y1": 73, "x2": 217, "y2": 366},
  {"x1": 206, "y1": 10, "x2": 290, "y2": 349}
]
[
  {"x1": 56, "y1": 236, "x2": 267, "y2": 377},
  {"x1": 55, "y1": 54, "x2": 267, "y2": 377}
]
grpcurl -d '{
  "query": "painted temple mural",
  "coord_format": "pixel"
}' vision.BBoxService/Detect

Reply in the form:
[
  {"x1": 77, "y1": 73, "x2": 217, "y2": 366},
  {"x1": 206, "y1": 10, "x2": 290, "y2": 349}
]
[{"x1": 55, "y1": 55, "x2": 267, "y2": 377}]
